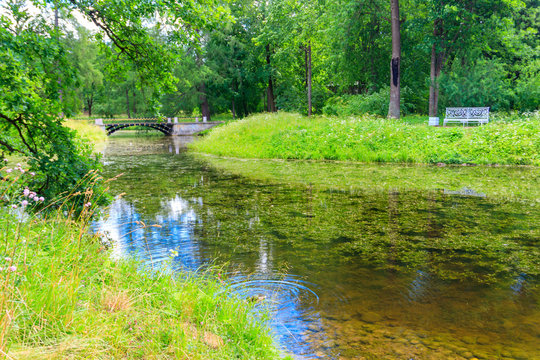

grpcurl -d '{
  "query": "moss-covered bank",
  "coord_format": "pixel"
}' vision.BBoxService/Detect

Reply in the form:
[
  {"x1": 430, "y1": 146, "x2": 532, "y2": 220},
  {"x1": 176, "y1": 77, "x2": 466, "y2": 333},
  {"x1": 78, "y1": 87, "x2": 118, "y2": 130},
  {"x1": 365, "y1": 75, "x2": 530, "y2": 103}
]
[{"x1": 190, "y1": 112, "x2": 540, "y2": 166}]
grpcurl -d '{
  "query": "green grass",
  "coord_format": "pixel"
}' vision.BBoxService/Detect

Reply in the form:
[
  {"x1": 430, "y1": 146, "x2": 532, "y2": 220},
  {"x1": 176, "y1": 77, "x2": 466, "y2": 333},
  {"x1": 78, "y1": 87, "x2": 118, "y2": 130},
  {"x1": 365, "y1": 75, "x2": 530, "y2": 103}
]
[
  {"x1": 190, "y1": 112, "x2": 540, "y2": 166},
  {"x1": 0, "y1": 170, "x2": 286, "y2": 359},
  {"x1": 64, "y1": 119, "x2": 108, "y2": 153}
]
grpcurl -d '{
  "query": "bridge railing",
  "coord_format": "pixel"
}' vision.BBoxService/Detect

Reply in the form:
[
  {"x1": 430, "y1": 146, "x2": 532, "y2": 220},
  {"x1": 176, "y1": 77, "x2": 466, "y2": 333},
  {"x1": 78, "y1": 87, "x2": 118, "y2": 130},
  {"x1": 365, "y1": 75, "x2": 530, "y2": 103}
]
[{"x1": 95, "y1": 117, "x2": 208, "y2": 125}]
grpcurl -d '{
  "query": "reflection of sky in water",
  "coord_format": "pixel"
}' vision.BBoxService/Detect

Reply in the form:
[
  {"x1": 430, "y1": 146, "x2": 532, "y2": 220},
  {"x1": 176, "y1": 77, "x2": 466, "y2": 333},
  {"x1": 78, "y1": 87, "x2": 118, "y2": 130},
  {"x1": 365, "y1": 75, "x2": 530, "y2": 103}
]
[
  {"x1": 93, "y1": 194, "x2": 330, "y2": 359},
  {"x1": 93, "y1": 196, "x2": 203, "y2": 270}
]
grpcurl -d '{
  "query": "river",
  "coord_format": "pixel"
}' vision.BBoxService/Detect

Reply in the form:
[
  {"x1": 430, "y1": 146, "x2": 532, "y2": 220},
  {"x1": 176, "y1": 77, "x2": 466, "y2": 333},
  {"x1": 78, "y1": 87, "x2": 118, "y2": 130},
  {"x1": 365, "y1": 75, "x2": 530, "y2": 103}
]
[{"x1": 93, "y1": 135, "x2": 539, "y2": 359}]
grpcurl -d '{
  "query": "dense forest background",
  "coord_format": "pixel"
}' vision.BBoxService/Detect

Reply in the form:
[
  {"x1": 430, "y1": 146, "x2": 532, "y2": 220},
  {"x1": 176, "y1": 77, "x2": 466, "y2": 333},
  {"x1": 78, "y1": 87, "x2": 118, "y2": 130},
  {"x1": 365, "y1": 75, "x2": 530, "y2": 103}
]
[{"x1": 3, "y1": 0, "x2": 539, "y2": 121}]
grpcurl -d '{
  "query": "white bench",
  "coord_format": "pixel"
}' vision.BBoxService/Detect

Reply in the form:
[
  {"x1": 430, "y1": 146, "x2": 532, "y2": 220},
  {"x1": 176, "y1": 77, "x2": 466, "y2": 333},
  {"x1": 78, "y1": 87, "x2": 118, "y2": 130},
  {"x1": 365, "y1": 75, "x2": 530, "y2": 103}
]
[{"x1": 443, "y1": 107, "x2": 490, "y2": 126}]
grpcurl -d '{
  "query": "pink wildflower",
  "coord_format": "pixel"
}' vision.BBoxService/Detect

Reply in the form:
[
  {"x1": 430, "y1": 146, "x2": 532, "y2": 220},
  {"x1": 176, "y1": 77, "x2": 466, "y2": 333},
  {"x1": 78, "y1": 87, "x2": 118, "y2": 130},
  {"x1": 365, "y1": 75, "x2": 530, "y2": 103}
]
[
  {"x1": 39, "y1": 196, "x2": 45, "y2": 202},
  {"x1": 5, "y1": 257, "x2": 12, "y2": 262},
  {"x1": 21, "y1": 200, "x2": 28, "y2": 207},
  {"x1": 30, "y1": 172, "x2": 35, "y2": 176},
  {"x1": 8, "y1": 266, "x2": 16, "y2": 272},
  {"x1": 11, "y1": 204, "x2": 17, "y2": 209},
  {"x1": 84, "y1": 202, "x2": 92, "y2": 208},
  {"x1": 6, "y1": 168, "x2": 12, "y2": 173},
  {"x1": 23, "y1": 189, "x2": 30, "y2": 197}
]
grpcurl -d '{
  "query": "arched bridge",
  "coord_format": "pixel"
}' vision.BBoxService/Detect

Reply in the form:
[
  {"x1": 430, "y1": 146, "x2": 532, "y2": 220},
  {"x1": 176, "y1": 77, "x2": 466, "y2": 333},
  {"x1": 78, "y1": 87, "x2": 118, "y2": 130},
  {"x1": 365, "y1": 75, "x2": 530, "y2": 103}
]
[
  {"x1": 94, "y1": 118, "x2": 223, "y2": 136},
  {"x1": 104, "y1": 122, "x2": 173, "y2": 135}
]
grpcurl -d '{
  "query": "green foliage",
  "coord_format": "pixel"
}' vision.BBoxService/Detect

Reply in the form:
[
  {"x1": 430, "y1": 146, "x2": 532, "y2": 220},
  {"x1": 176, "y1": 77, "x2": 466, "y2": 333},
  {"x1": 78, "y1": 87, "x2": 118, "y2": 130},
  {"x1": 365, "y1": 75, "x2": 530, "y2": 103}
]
[
  {"x1": 191, "y1": 112, "x2": 540, "y2": 165},
  {"x1": 0, "y1": 15, "x2": 105, "y2": 208},
  {"x1": 51, "y1": 0, "x2": 537, "y2": 118},
  {"x1": 322, "y1": 87, "x2": 418, "y2": 117},
  {"x1": 439, "y1": 59, "x2": 515, "y2": 111},
  {"x1": 515, "y1": 59, "x2": 540, "y2": 111}
]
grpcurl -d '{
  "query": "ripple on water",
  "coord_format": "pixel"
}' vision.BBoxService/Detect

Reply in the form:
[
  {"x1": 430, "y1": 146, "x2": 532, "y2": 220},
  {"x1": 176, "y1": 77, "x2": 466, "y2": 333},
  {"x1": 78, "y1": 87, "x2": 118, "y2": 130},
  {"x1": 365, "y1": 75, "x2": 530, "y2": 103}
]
[{"x1": 225, "y1": 274, "x2": 347, "y2": 358}]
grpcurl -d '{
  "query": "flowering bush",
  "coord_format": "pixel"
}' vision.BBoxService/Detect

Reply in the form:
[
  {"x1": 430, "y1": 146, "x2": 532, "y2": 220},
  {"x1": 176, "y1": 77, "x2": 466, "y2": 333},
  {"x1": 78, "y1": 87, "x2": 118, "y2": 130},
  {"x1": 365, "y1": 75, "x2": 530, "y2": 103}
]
[{"x1": 1, "y1": 163, "x2": 45, "y2": 211}]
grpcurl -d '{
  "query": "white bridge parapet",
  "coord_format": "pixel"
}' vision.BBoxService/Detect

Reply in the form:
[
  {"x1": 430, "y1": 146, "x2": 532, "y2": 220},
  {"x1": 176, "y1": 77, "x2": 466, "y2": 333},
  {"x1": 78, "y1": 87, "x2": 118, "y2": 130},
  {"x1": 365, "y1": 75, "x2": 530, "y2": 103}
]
[{"x1": 171, "y1": 122, "x2": 222, "y2": 136}]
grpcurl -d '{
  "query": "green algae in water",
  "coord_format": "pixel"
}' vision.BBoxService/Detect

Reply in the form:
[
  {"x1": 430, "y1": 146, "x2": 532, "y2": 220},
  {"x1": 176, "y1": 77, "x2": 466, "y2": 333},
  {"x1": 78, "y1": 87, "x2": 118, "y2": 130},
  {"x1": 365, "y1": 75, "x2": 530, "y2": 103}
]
[{"x1": 195, "y1": 153, "x2": 540, "y2": 202}]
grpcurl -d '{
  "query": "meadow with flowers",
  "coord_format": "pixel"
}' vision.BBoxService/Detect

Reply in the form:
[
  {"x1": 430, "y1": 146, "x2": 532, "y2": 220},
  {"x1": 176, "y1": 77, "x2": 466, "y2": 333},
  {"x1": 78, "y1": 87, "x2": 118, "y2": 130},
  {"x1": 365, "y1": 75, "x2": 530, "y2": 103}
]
[{"x1": 191, "y1": 112, "x2": 540, "y2": 166}]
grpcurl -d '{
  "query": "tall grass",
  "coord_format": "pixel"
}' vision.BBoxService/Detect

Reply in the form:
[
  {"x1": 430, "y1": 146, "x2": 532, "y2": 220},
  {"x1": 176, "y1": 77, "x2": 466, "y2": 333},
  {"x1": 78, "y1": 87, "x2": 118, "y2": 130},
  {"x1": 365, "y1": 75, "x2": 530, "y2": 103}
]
[
  {"x1": 0, "y1": 166, "x2": 285, "y2": 359},
  {"x1": 190, "y1": 112, "x2": 540, "y2": 166}
]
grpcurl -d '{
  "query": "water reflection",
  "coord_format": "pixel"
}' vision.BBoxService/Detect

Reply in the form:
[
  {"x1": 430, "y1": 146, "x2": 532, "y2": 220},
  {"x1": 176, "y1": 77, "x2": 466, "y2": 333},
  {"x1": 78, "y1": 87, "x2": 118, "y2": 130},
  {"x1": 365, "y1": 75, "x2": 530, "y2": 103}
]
[
  {"x1": 94, "y1": 191, "x2": 334, "y2": 358},
  {"x1": 94, "y1": 136, "x2": 540, "y2": 359},
  {"x1": 95, "y1": 196, "x2": 204, "y2": 270}
]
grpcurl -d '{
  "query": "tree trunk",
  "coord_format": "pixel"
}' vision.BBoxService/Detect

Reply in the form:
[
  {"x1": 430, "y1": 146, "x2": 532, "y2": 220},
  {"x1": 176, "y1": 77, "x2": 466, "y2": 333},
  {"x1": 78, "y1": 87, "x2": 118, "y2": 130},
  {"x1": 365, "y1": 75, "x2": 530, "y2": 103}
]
[
  {"x1": 132, "y1": 91, "x2": 137, "y2": 116},
  {"x1": 306, "y1": 43, "x2": 312, "y2": 117},
  {"x1": 429, "y1": 19, "x2": 444, "y2": 117},
  {"x1": 232, "y1": 99, "x2": 236, "y2": 119},
  {"x1": 388, "y1": 0, "x2": 401, "y2": 119},
  {"x1": 87, "y1": 96, "x2": 93, "y2": 117},
  {"x1": 369, "y1": 15, "x2": 378, "y2": 92},
  {"x1": 198, "y1": 82, "x2": 211, "y2": 121},
  {"x1": 54, "y1": 6, "x2": 63, "y2": 109},
  {"x1": 125, "y1": 87, "x2": 131, "y2": 118},
  {"x1": 304, "y1": 45, "x2": 308, "y2": 89},
  {"x1": 194, "y1": 47, "x2": 212, "y2": 121},
  {"x1": 265, "y1": 44, "x2": 276, "y2": 112}
]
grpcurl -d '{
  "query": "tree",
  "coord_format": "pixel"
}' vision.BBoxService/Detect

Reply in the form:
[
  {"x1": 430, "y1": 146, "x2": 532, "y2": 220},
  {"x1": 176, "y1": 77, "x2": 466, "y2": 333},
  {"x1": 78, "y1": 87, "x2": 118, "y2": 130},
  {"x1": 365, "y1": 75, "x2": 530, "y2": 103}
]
[
  {"x1": 0, "y1": 12, "x2": 100, "y2": 202},
  {"x1": 427, "y1": 0, "x2": 517, "y2": 117},
  {"x1": 0, "y1": 0, "x2": 228, "y2": 205},
  {"x1": 69, "y1": 26, "x2": 103, "y2": 117},
  {"x1": 388, "y1": 0, "x2": 401, "y2": 118}
]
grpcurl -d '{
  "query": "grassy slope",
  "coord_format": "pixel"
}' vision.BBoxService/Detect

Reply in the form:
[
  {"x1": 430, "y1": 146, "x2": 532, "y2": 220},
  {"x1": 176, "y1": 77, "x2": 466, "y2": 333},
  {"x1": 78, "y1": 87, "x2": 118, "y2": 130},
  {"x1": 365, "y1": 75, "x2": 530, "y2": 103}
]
[
  {"x1": 190, "y1": 112, "x2": 540, "y2": 166},
  {"x1": 1, "y1": 208, "x2": 284, "y2": 359}
]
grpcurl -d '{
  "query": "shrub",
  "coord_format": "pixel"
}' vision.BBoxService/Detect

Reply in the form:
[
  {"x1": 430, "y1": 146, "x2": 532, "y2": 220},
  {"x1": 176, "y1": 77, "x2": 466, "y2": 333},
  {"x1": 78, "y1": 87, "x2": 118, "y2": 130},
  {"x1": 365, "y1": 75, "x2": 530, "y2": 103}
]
[
  {"x1": 515, "y1": 59, "x2": 540, "y2": 112},
  {"x1": 322, "y1": 87, "x2": 418, "y2": 117},
  {"x1": 439, "y1": 58, "x2": 515, "y2": 111}
]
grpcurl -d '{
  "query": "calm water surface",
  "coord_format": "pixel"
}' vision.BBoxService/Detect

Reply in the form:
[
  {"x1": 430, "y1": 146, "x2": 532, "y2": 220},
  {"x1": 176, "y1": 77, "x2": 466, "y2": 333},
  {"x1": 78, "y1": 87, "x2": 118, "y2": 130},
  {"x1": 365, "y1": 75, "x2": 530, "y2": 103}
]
[{"x1": 94, "y1": 136, "x2": 539, "y2": 360}]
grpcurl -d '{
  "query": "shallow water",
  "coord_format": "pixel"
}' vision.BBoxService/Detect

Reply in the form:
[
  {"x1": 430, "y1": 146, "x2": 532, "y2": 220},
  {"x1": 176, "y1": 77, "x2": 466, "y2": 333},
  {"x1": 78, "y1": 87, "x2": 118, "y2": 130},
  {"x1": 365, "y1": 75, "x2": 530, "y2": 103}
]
[{"x1": 94, "y1": 136, "x2": 539, "y2": 359}]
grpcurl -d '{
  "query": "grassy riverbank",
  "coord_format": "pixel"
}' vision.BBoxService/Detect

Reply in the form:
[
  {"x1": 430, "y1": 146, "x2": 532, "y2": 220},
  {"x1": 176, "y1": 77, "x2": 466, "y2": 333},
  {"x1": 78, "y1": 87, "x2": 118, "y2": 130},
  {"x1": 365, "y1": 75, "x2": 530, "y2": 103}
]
[
  {"x1": 190, "y1": 112, "x2": 540, "y2": 166},
  {"x1": 1, "y1": 163, "x2": 284, "y2": 357},
  {"x1": 0, "y1": 207, "x2": 284, "y2": 359}
]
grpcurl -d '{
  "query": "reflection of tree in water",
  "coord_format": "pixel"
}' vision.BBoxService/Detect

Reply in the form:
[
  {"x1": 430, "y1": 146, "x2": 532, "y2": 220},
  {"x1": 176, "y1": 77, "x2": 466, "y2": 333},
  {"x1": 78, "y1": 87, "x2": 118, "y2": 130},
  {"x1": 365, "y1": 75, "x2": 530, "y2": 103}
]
[
  {"x1": 102, "y1": 152, "x2": 539, "y2": 285},
  {"x1": 189, "y1": 183, "x2": 538, "y2": 285}
]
